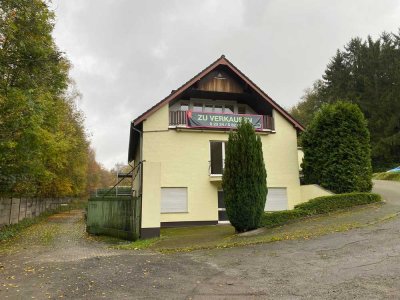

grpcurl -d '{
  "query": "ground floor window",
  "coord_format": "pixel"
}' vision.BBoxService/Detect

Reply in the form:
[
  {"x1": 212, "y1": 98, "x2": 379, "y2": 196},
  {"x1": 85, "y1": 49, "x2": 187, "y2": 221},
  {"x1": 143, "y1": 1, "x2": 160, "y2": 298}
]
[{"x1": 161, "y1": 187, "x2": 188, "y2": 213}]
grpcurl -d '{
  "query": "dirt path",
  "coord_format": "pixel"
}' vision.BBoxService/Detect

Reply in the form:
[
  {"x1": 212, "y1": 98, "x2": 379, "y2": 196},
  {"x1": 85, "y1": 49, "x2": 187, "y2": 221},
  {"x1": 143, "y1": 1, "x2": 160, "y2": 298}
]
[{"x1": 0, "y1": 210, "x2": 126, "y2": 299}]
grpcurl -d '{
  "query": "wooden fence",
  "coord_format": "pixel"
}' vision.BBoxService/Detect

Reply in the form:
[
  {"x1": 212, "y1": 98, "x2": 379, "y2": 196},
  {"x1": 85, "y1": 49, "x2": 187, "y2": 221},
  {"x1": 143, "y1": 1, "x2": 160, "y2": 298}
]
[{"x1": 86, "y1": 196, "x2": 141, "y2": 241}]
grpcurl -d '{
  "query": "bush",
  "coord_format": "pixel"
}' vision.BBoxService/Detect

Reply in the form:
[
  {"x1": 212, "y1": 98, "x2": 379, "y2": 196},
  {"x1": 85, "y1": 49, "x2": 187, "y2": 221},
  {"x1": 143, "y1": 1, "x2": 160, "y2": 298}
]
[
  {"x1": 302, "y1": 101, "x2": 372, "y2": 193},
  {"x1": 260, "y1": 209, "x2": 309, "y2": 228},
  {"x1": 261, "y1": 192, "x2": 382, "y2": 229},
  {"x1": 373, "y1": 172, "x2": 400, "y2": 182},
  {"x1": 222, "y1": 120, "x2": 267, "y2": 232},
  {"x1": 295, "y1": 192, "x2": 381, "y2": 214}
]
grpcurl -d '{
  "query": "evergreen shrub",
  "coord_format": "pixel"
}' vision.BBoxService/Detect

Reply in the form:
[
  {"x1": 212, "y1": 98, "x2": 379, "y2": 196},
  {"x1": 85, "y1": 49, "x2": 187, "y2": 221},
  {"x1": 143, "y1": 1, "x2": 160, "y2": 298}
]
[
  {"x1": 302, "y1": 101, "x2": 372, "y2": 193},
  {"x1": 222, "y1": 120, "x2": 267, "y2": 232}
]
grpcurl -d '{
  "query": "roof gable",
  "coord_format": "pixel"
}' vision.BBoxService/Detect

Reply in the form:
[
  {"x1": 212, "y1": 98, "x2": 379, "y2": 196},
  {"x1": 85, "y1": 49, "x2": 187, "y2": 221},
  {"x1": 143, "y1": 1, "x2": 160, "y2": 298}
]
[{"x1": 133, "y1": 55, "x2": 304, "y2": 131}]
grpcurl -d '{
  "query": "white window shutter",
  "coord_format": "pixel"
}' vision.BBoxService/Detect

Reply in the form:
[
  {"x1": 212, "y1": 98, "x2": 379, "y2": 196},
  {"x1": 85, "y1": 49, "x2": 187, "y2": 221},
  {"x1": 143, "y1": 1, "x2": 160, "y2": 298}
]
[
  {"x1": 161, "y1": 188, "x2": 188, "y2": 213},
  {"x1": 265, "y1": 188, "x2": 288, "y2": 211}
]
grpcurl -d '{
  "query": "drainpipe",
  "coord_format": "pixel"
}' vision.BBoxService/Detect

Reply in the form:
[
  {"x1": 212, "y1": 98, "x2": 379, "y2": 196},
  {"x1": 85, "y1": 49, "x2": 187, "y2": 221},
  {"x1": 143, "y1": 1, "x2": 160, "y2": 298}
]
[
  {"x1": 131, "y1": 123, "x2": 143, "y2": 197},
  {"x1": 131, "y1": 123, "x2": 144, "y2": 239}
]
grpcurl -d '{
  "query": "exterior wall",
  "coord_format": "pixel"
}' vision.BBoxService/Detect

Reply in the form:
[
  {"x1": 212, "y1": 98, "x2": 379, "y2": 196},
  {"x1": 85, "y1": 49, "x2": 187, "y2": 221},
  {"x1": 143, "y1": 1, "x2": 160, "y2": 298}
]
[
  {"x1": 142, "y1": 106, "x2": 221, "y2": 225},
  {"x1": 300, "y1": 184, "x2": 333, "y2": 203},
  {"x1": 262, "y1": 110, "x2": 302, "y2": 209},
  {"x1": 141, "y1": 161, "x2": 161, "y2": 228},
  {"x1": 139, "y1": 105, "x2": 304, "y2": 234}
]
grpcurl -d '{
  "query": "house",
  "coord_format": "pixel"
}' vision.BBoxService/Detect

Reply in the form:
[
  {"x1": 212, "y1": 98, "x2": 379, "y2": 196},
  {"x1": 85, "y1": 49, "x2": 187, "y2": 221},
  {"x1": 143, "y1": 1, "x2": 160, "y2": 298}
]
[{"x1": 128, "y1": 55, "x2": 330, "y2": 238}]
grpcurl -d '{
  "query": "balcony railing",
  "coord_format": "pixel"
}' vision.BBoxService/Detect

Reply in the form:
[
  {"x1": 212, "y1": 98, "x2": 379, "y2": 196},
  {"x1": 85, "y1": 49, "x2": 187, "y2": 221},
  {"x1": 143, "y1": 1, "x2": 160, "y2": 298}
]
[
  {"x1": 169, "y1": 111, "x2": 275, "y2": 131},
  {"x1": 169, "y1": 110, "x2": 188, "y2": 126}
]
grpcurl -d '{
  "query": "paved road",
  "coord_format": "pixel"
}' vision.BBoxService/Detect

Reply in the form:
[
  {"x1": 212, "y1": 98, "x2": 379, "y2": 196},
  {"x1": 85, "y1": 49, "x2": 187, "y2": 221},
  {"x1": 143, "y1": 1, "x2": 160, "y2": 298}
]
[{"x1": 0, "y1": 180, "x2": 399, "y2": 299}]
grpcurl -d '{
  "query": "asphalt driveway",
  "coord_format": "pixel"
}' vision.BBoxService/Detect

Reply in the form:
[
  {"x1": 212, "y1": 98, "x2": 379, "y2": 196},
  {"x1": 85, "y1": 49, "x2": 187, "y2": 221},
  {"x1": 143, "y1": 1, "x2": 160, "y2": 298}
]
[{"x1": 0, "y1": 180, "x2": 399, "y2": 299}]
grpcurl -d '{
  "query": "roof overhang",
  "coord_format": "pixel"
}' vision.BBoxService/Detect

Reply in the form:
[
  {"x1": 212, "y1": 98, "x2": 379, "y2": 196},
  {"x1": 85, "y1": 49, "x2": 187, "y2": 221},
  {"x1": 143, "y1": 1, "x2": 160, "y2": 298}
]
[{"x1": 128, "y1": 55, "x2": 305, "y2": 162}]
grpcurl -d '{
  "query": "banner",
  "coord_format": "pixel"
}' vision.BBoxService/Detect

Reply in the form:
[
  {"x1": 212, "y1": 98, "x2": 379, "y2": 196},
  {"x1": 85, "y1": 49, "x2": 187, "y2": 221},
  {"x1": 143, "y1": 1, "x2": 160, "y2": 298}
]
[{"x1": 187, "y1": 111, "x2": 263, "y2": 130}]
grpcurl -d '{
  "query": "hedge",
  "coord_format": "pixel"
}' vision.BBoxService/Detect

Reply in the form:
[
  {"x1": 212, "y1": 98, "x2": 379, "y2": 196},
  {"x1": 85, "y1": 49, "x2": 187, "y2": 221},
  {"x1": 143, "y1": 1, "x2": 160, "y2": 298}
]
[
  {"x1": 261, "y1": 192, "x2": 382, "y2": 229},
  {"x1": 260, "y1": 209, "x2": 309, "y2": 229},
  {"x1": 295, "y1": 192, "x2": 382, "y2": 214},
  {"x1": 373, "y1": 172, "x2": 400, "y2": 182}
]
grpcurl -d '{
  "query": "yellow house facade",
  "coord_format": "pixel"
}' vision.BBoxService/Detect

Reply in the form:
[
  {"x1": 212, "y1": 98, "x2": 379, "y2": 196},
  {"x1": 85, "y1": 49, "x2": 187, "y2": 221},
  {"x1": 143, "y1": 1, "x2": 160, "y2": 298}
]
[{"x1": 128, "y1": 56, "x2": 331, "y2": 238}]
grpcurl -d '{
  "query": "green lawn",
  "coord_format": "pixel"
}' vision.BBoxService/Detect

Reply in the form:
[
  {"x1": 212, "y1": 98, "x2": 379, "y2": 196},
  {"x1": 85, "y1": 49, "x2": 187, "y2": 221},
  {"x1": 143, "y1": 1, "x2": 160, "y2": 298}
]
[
  {"x1": 108, "y1": 193, "x2": 385, "y2": 253},
  {"x1": 114, "y1": 199, "x2": 389, "y2": 253}
]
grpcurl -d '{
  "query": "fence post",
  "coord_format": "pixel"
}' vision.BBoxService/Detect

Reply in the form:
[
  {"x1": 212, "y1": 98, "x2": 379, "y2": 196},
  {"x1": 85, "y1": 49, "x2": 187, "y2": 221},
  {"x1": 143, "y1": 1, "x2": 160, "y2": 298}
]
[{"x1": 25, "y1": 198, "x2": 28, "y2": 218}]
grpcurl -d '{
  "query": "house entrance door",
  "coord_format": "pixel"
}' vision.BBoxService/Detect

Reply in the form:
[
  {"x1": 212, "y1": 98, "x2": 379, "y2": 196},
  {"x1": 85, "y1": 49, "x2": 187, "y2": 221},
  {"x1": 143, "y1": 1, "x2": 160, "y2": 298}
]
[{"x1": 218, "y1": 191, "x2": 229, "y2": 223}]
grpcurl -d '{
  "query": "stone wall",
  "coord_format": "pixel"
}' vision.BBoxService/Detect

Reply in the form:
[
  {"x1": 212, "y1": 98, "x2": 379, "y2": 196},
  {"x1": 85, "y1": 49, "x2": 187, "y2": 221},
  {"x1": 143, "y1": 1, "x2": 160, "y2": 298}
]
[{"x1": 0, "y1": 197, "x2": 72, "y2": 227}]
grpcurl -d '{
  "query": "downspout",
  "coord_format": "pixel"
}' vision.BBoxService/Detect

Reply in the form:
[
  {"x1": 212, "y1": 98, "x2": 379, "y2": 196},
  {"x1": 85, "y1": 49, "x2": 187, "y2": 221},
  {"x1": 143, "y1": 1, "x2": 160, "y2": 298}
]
[
  {"x1": 131, "y1": 123, "x2": 143, "y2": 239},
  {"x1": 131, "y1": 123, "x2": 143, "y2": 197}
]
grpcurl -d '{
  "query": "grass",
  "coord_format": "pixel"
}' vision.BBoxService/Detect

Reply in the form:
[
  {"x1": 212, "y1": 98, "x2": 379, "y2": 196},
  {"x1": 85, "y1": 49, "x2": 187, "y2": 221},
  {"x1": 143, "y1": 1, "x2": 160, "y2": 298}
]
[
  {"x1": 81, "y1": 192, "x2": 384, "y2": 253},
  {"x1": 151, "y1": 221, "x2": 363, "y2": 253},
  {"x1": 0, "y1": 211, "x2": 55, "y2": 241},
  {"x1": 373, "y1": 172, "x2": 400, "y2": 182},
  {"x1": 128, "y1": 193, "x2": 384, "y2": 253},
  {"x1": 114, "y1": 238, "x2": 159, "y2": 250}
]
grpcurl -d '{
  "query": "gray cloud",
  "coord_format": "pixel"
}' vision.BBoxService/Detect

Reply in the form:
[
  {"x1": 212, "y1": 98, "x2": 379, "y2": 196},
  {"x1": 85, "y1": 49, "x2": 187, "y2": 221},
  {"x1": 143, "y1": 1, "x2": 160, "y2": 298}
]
[{"x1": 51, "y1": 0, "x2": 400, "y2": 169}]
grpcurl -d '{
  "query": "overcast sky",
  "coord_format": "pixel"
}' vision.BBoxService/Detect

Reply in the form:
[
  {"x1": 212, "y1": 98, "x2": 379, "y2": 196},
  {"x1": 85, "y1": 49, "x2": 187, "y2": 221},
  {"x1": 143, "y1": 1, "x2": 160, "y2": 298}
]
[{"x1": 51, "y1": 0, "x2": 400, "y2": 169}]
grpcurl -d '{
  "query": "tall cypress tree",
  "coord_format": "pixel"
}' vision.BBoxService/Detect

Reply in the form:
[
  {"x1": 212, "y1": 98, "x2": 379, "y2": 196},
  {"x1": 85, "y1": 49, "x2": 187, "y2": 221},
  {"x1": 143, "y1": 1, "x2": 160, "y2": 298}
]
[{"x1": 222, "y1": 120, "x2": 267, "y2": 232}]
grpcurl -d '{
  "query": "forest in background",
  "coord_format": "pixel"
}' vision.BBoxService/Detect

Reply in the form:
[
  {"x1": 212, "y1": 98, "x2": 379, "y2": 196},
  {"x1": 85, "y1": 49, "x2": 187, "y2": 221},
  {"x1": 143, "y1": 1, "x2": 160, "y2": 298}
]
[
  {"x1": 290, "y1": 30, "x2": 400, "y2": 170},
  {"x1": 0, "y1": 0, "x2": 118, "y2": 197}
]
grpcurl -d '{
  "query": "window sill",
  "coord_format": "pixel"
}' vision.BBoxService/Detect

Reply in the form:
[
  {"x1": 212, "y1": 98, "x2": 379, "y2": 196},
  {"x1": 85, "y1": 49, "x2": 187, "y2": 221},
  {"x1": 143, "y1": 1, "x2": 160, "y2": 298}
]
[{"x1": 209, "y1": 175, "x2": 222, "y2": 182}]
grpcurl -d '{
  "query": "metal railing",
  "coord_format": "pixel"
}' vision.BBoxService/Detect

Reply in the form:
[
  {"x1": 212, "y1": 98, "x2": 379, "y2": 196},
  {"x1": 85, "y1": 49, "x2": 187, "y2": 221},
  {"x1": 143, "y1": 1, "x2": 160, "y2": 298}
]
[
  {"x1": 169, "y1": 111, "x2": 187, "y2": 126},
  {"x1": 94, "y1": 186, "x2": 132, "y2": 197}
]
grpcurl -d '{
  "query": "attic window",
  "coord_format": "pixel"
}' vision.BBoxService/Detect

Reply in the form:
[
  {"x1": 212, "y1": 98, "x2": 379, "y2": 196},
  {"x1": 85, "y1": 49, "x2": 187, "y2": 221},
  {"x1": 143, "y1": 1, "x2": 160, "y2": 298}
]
[
  {"x1": 238, "y1": 106, "x2": 246, "y2": 114},
  {"x1": 214, "y1": 73, "x2": 226, "y2": 80}
]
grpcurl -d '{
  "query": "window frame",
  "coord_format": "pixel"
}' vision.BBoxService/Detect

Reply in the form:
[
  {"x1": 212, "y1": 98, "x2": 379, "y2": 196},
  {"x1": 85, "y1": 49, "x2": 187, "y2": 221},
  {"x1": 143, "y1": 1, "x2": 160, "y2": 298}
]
[{"x1": 209, "y1": 141, "x2": 226, "y2": 176}]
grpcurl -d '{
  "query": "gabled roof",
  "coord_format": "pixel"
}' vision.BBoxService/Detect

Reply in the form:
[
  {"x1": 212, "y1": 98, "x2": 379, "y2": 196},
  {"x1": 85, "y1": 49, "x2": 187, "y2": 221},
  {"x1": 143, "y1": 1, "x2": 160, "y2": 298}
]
[{"x1": 132, "y1": 55, "x2": 304, "y2": 131}]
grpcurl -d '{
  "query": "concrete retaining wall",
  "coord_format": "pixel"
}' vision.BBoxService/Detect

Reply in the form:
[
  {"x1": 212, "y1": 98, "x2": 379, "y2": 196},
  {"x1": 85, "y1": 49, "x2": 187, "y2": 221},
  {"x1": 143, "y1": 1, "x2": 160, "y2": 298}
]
[
  {"x1": 300, "y1": 184, "x2": 333, "y2": 203},
  {"x1": 0, "y1": 197, "x2": 72, "y2": 227}
]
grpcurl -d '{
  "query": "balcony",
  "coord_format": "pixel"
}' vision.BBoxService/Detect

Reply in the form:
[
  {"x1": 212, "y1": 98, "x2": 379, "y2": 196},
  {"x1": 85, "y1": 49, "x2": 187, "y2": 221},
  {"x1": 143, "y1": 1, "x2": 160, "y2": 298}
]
[{"x1": 169, "y1": 111, "x2": 275, "y2": 131}]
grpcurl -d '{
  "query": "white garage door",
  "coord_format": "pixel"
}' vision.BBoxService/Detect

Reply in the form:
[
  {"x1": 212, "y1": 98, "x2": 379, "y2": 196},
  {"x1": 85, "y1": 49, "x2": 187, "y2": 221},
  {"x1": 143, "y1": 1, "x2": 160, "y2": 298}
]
[{"x1": 265, "y1": 188, "x2": 288, "y2": 211}]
